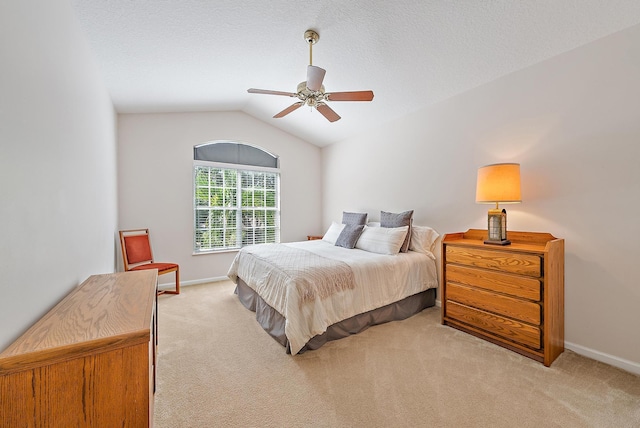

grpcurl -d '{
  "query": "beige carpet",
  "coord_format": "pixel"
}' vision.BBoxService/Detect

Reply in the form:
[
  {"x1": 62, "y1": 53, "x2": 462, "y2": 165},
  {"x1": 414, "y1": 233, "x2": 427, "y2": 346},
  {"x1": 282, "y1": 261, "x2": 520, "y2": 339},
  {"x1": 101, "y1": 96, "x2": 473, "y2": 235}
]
[{"x1": 154, "y1": 281, "x2": 640, "y2": 428}]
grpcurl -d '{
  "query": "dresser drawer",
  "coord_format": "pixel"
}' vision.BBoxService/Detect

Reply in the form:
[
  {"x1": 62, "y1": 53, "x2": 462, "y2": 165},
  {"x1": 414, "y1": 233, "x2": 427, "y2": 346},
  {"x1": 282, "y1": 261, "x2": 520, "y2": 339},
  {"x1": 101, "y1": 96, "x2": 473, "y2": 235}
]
[
  {"x1": 446, "y1": 282, "x2": 541, "y2": 325},
  {"x1": 446, "y1": 245, "x2": 542, "y2": 277},
  {"x1": 446, "y1": 301, "x2": 541, "y2": 350},
  {"x1": 446, "y1": 264, "x2": 541, "y2": 301}
]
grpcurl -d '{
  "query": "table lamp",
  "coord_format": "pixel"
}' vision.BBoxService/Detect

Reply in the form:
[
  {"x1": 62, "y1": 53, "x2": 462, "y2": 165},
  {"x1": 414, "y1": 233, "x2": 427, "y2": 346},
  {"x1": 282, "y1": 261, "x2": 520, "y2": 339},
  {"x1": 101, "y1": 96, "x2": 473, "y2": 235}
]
[{"x1": 475, "y1": 163, "x2": 521, "y2": 245}]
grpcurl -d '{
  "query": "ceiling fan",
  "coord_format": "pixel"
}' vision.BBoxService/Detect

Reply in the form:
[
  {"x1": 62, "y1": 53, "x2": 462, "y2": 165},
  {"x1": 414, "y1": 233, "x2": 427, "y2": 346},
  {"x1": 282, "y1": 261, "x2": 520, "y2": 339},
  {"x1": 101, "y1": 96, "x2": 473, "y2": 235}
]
[{"x1": 247, "y1": 30, "x2": 374, "y2": 123}]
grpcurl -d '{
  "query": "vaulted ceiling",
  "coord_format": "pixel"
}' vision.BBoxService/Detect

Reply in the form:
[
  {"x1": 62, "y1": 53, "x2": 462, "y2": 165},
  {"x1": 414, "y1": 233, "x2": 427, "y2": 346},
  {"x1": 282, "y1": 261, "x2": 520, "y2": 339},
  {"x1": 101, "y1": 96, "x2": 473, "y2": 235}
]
[{"x1": 71, "y1": 1, "x2": 640, "y2": 147}]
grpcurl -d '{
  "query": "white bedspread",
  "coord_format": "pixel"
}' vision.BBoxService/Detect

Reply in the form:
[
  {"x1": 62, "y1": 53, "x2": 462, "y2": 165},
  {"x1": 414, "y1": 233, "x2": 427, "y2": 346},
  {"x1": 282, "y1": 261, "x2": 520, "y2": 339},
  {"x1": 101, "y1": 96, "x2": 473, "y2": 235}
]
[{"x1": 227, "y1": 240, "x2": 438, "y2": 354}]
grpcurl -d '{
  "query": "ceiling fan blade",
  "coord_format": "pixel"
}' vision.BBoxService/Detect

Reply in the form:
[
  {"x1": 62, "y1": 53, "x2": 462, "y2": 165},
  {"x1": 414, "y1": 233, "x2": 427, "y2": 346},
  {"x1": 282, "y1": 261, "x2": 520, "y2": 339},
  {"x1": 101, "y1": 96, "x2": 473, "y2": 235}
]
[
  {"x1": 316, "y1": 103, "x2": 341, "y2": 122},
  {"x1": 325, "y1": 90, "x2": 374, "y2": 102},
  {"x1": 306, "y1": 65, "x2": 326, "y2": 91},
  {"x1": 274, "y1": 102, "x2": 304, "y2": 118},
  {"x1": 248, "y1": 88, "x2": 297, "y2": 97}
]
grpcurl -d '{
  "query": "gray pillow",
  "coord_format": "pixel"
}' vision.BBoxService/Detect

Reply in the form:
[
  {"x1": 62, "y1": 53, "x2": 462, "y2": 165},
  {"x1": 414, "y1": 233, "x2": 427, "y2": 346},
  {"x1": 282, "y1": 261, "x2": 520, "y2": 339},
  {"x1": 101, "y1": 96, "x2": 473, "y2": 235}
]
[
  {"x1": 342, "y1": 211, "x2": 368, "y2": 225},
  {"x1": 335, "y1": 224, "x2": 365, "y2": 249},
  {"x1": 380, "y1": 210, "x2": 414, "y2": 252}
]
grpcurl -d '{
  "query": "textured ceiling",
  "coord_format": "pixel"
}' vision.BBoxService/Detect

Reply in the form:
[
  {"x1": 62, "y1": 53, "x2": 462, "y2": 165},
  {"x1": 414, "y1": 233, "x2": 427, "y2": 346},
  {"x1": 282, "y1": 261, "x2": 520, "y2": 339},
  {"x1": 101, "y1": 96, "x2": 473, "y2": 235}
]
[{"x1": 71, "y1": 0, "x2": 640, "y2": 147}]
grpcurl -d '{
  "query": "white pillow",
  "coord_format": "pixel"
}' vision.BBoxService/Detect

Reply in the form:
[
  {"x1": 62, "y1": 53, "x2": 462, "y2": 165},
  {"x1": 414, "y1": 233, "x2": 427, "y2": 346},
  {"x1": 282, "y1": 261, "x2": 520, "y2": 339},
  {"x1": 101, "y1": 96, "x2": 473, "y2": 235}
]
[
  {"x1": 322, "y1": 222, "x2": 345, "y2": 244},
  {"x1": 410, "y1": 226, "x2": 440, "y2": 257},
  {"x1": 355, "y1": 225, "x2": 409, "y2": 255}
]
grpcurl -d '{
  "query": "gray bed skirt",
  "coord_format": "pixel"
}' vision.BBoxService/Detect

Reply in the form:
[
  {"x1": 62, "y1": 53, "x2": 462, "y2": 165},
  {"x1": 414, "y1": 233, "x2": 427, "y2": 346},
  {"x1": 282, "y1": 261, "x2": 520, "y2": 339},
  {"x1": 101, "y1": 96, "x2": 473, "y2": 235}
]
[{"x1": 235, "y1": 278, "x2": 436, "y2": 354}]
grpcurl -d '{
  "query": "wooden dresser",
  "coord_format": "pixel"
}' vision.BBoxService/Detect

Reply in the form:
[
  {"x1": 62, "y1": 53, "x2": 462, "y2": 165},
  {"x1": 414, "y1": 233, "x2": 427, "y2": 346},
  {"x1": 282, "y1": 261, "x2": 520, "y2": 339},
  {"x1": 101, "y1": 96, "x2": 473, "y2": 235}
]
[
  {"x1": 0, "y1": 270, "x2": 158, "y2": 427},
  {"x1": 441, "y1": 229, "x2": 564, "y2": 366}
]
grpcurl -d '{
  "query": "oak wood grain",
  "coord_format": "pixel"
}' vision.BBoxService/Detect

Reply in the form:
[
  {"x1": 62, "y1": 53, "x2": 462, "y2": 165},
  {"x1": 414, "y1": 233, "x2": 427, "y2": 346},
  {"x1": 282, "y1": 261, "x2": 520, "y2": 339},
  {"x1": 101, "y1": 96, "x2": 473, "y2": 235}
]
[
  {"x1": 443, "y1": 319, "x2": 544, "y2": 363},
  {"x1": 544, "y1": 239, "x2": 565, "y2": 366},
  {"x1": 446, "y1": 301, "x2": 541, "y2": 349},
  {"x1": 446, "y1": 264, "x2": 541, "y2": 301},
  {"x1": 0, "y1": 270, "x2": 157, "y2": 427},
  {"x1": 1, "y1": 271, "x2": 155, "y2": 357},
  {"x1": 441, "y1": 230, "x2": 564, "y2": 367},
  {"x1": 446, "y1": 245, "x2": 541, "y2": 277},
  {"x1": 447, "y1": 282, "x2": 541, "y2": 325}
]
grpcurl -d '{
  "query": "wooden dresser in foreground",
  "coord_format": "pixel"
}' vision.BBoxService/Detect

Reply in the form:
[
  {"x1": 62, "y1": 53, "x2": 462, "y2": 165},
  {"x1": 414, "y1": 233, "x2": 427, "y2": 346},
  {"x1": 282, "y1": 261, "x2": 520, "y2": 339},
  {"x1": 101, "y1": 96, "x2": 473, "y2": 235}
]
[
  {"x1": 441, "y1": 229, "x2": 564, "y2": 367},
  {"x1": 0, "y1": 270, "x2": 158, "y2": 427}
]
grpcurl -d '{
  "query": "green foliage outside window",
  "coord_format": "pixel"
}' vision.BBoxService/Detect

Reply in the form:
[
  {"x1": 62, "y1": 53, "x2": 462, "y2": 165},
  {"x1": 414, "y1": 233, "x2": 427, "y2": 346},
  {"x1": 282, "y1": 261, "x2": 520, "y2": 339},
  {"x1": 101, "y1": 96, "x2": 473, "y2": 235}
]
[{"x1": 194, "y1": 166, "x2": 279, "y2": 252}]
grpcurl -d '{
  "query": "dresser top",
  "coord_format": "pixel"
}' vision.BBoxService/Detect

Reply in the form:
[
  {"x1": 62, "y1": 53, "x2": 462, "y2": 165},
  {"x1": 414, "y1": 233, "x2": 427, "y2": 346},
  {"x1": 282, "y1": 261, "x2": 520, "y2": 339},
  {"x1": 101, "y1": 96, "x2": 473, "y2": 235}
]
[
  {"x1": 443, "y1": 229, "x2": 563, "y2": 253},
  {"x1": 0, "y1": 270, "x2": 157, "y2": 374}
]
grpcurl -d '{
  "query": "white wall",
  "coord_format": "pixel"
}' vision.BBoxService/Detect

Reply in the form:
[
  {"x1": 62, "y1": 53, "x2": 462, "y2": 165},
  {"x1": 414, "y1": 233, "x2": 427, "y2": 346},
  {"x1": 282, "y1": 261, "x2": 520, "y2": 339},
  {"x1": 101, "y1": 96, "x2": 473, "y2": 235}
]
[
  {"x1": 117, "y1": 111, "x2": 322, "y2": 283},
  {"x1": 322, "y1": 24, "x2": 640, "y2": 370},
  {"x1": 0, "y1": 1, "x2": 117, "y2": 351}
]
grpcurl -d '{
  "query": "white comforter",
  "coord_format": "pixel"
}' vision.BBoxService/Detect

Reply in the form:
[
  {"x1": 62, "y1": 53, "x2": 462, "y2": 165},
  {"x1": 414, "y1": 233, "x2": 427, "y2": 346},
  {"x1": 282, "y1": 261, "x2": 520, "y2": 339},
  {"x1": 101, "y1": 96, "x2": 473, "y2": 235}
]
[{"x1": 227, "y1": 240, "x2": 438, "y2": 354}]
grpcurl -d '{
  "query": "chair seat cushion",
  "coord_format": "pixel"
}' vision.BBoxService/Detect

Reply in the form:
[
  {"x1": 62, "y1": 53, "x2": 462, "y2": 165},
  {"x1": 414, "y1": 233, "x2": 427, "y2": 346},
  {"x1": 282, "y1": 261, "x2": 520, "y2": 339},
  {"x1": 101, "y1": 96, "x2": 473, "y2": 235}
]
[{"x1": 131, "y1": 262, "x2": 178, "y2": 274}]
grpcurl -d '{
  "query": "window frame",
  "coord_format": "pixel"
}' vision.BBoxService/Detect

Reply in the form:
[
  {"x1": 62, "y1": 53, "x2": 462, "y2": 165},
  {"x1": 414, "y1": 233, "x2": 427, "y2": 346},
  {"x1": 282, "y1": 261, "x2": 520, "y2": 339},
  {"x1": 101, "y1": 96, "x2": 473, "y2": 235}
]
[{"x1": 193, "y1": 159, "x2": 280, "y2": 254}]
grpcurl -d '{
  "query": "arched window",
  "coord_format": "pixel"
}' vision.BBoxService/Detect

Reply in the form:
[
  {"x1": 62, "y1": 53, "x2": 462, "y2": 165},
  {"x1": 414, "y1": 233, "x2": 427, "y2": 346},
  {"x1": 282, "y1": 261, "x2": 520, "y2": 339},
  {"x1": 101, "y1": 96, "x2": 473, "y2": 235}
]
[{"x1": 193, "y1": 141, "x2": 280, "y2": 253}]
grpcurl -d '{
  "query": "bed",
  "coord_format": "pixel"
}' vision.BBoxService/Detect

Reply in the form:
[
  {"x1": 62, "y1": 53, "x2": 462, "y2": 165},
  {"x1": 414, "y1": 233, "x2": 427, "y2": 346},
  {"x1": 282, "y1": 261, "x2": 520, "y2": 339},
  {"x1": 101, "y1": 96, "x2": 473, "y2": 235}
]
[{"x1": 227, "y1": 221, "x2": 439, "y2": 354}]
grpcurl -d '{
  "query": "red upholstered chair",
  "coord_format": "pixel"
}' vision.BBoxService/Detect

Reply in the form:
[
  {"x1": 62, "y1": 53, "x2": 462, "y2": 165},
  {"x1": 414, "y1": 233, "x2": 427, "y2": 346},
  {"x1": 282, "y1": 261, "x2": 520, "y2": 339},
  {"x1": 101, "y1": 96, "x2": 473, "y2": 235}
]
[{"x1": 119, "y1": 228, "x2": 180, "y2": 295}]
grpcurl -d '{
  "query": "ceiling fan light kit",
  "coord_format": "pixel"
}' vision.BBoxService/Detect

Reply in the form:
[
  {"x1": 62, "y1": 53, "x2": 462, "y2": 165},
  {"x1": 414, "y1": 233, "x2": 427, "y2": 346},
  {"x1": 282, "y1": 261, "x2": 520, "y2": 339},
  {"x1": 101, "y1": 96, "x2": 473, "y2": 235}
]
[{"x1": 247, "y1": 29, "x2": 374, "y2": 122}]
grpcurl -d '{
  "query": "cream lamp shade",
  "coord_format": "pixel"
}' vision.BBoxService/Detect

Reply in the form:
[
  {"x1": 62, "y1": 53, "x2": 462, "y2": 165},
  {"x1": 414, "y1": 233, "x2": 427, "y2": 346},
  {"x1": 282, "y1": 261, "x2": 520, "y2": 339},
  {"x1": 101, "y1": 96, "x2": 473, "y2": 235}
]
[
  {"x1": 476, "y1": 163, "x2": 521, "y2": 245},
  {"x1": 476, "y1": 163, "x2": 522, "y2": 208}
]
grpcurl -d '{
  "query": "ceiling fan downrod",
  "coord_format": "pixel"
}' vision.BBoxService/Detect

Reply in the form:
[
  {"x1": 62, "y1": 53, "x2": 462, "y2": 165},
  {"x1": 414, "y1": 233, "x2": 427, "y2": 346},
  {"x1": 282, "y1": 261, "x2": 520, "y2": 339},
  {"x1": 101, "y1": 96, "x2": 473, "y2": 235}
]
[{"x1": 304, "y1": 30, "x2": 319, "y2": 66}]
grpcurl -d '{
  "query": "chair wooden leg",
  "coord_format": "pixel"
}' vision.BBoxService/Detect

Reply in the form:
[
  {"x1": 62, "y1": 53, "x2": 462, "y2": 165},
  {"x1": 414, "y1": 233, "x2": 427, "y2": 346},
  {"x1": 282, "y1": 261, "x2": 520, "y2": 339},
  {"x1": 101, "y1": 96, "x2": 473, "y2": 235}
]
[{"x1": 161, "y1": 268, "x2": 180, "y2": 295}]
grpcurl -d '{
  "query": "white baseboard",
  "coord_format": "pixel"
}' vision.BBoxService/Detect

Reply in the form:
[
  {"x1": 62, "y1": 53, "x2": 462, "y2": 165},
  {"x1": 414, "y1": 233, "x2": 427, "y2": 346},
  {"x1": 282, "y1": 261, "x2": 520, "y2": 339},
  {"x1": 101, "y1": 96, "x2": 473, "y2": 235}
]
[
  {"x1": 158, "y1": 276, "x2": 229, "y2": 290},
  {"x1": 434, "y1": 300, "x2": 637, "y2": 375},
  {"x1": 565, "y1": 341, "x2": 640, "y2": 376}
]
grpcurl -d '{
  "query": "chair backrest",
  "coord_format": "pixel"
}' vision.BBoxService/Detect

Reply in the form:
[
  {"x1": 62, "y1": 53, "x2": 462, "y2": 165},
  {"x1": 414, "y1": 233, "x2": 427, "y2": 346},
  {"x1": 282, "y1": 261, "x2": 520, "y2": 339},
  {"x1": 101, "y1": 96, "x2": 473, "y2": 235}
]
[{"x1": 119, "y1": 229, "x2": 154, "y2": 271}]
